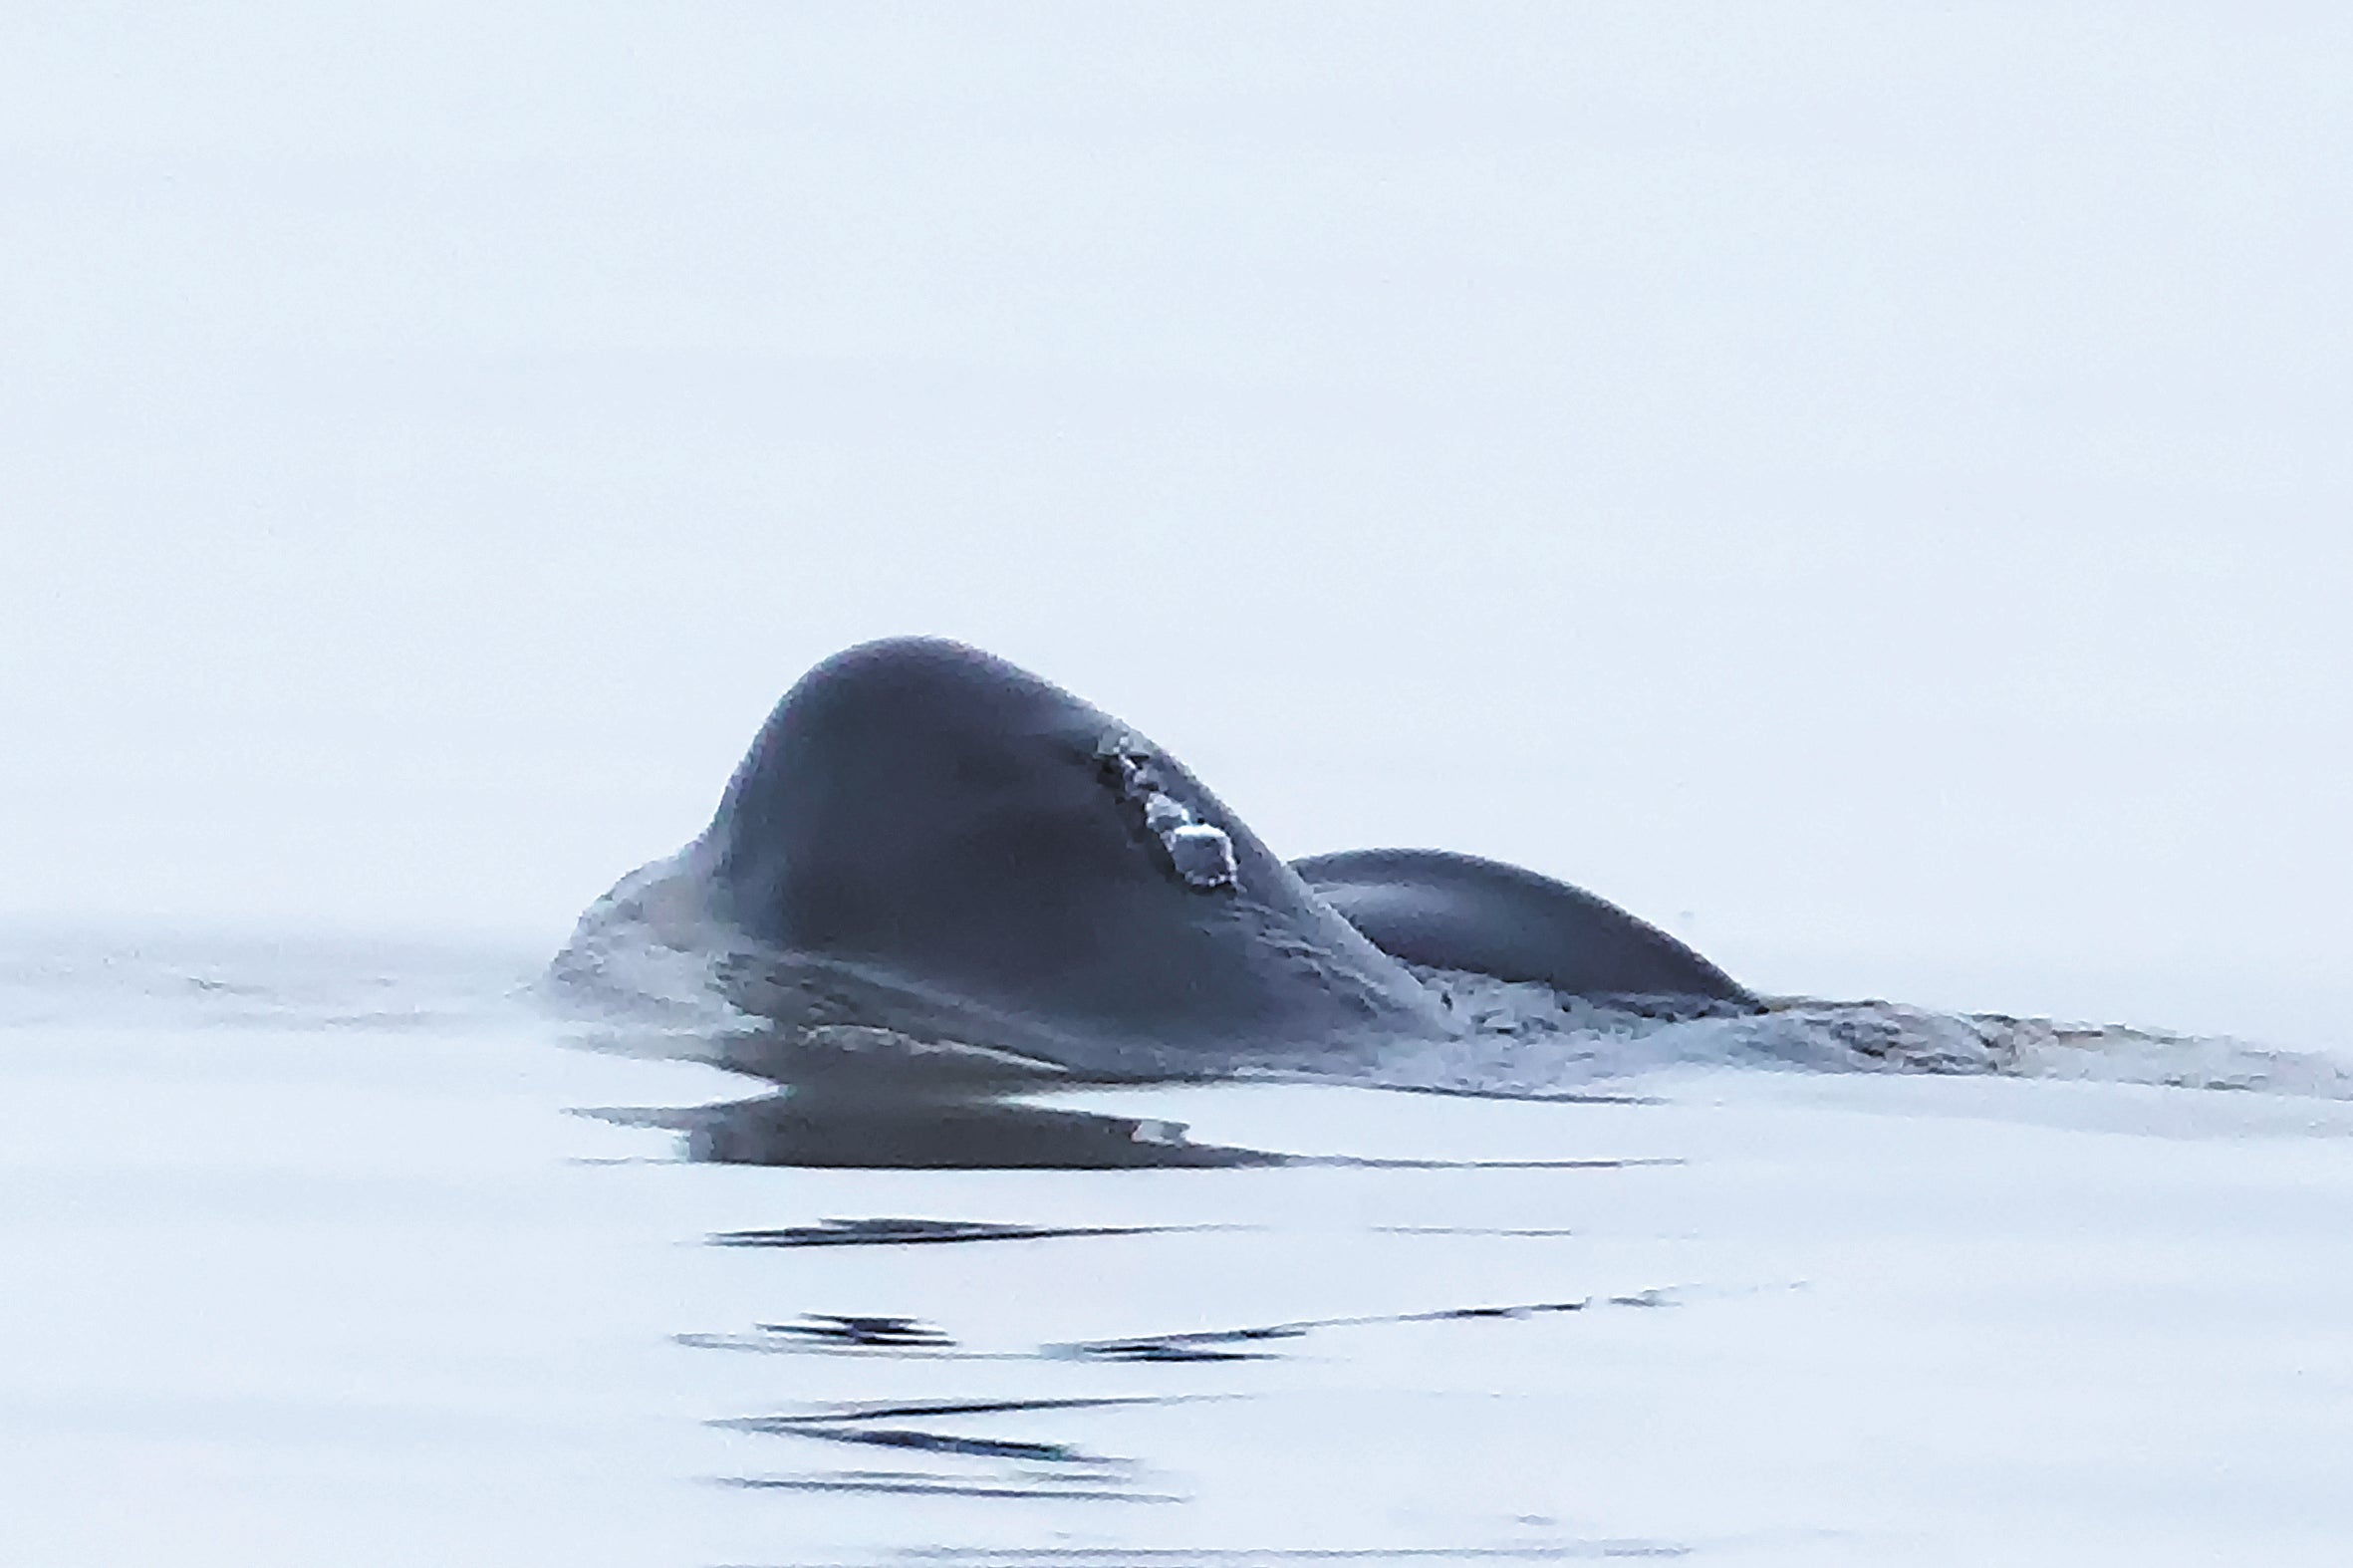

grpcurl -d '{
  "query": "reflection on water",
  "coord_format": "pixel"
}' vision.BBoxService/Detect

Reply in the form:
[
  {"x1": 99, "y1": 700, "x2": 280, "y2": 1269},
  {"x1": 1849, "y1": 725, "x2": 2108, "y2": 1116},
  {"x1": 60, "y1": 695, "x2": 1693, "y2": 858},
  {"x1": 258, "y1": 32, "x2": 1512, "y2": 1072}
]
[
  {"x1": 580, "y1": 1046, "x2": 1690, "y2": 1550},
  {"x1": 555, "y1": 1020, "x2": 1698, "y2": 1554},
  {"x1": 710, "y1": 1217, "x2": 1230, "y2": 1247},
  {"x1": 7, "y1": 931, "x2": 2343, "y2": 1564},
  {"x1": 533, "y1": 947, "x2": 2353, "y2": 1563},
  {"x1": 684, "y1": 1090, "x2": 1284, "y2": 1171},
  {"x1": 678, "y1": 1288, "x2": 1680, "y2": 1364},
  {"x1": 780, "y1": 1551, "x2": 1693, "y2": 1564},
  {"x1": 684, "y1": 1272, "x2": 1693, "y2": 1524},
  {"x1": 591, "y1": 1086, "x2": 1680, "y2": 1172}
]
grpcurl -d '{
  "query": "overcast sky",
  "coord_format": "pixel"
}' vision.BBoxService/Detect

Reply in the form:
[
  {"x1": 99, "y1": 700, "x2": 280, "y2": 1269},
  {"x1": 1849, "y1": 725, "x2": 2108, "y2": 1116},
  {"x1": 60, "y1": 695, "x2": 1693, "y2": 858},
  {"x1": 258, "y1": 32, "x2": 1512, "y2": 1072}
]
[{"x1": 4, "y1": 4, "x2": 2347, "y2": 1046}]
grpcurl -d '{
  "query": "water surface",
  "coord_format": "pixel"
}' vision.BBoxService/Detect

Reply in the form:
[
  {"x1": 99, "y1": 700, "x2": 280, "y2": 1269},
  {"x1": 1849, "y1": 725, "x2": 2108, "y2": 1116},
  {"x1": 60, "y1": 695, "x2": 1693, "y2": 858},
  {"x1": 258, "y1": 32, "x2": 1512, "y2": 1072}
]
[{"x1": 7, "y1": 931, "x2": 2352, "y2": 1566}]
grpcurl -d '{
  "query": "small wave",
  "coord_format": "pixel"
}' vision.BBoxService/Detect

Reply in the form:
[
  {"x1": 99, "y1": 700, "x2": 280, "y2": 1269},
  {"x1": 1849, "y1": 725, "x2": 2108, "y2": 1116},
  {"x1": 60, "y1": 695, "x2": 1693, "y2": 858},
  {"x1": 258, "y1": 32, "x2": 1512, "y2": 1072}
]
[
  {"x1": 1360, "y1": 968, "x2": 2353, "y2": 1101},
  {"x1": 548, "y1": 877, "x2": 2353, "y2": 1105},
  {"x1": 543, "y1": 852, "x2": 762, "y2": 1031}
]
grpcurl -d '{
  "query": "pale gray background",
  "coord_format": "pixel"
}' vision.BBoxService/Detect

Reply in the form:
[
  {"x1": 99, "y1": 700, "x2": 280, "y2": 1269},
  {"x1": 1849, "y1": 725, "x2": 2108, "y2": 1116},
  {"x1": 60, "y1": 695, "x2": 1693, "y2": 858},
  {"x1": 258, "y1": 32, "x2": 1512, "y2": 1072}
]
[{"x1": 5, "y1": 3, "x2": 2347, "y2": 1045}]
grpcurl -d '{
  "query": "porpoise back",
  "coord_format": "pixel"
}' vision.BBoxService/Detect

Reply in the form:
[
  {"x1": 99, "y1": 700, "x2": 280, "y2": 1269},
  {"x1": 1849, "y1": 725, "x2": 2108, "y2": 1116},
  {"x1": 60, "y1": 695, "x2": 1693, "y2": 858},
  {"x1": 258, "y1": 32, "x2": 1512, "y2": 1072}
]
[
  {"x1": 1291, "y1": 847, "x2": 1754, "y2": 1007},
  {"x1": 701, "y1": 638, "x2": 1454, "y2": 1073}
]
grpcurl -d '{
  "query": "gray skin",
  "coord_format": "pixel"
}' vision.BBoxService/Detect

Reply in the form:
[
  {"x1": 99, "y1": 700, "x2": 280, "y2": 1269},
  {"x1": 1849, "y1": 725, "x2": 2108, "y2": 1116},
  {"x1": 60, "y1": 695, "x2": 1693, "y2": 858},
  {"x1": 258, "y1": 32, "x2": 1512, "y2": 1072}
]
[
  {"x1": 691, "y1": 637, "x2": 1457, "y2": 1078},
  {"x1": 564, "y1": 638, "x2": 1755, "y2": 1091},
  {"x1": 1291, "y1": 848, "x2": 1755, "y2": 1009}
]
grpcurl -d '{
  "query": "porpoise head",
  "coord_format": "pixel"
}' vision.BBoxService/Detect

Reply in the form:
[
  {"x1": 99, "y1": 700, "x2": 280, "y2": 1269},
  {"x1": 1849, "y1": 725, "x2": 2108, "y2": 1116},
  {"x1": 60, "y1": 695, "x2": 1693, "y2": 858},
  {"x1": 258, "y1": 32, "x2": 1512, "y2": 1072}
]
[{"x1": 696, "y1": 637, "x2": 1455, "y2": 1075}]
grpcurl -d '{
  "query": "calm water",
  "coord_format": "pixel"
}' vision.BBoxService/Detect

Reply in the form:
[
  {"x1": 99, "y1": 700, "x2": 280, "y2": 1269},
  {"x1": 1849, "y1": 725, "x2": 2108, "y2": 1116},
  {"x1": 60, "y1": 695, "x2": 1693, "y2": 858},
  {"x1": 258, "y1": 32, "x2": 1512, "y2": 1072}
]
[{"x1": 6, "y1": 930, "x2": 2353, "y2": 1566}]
